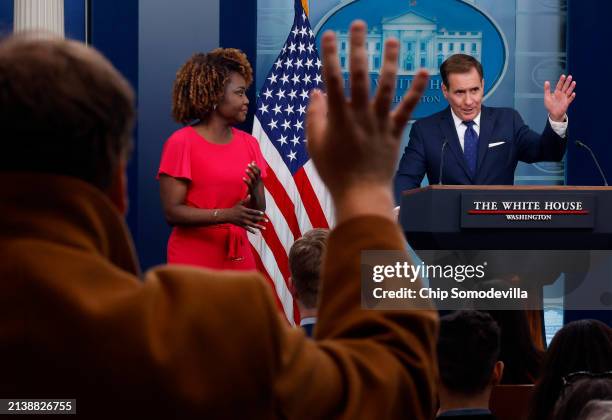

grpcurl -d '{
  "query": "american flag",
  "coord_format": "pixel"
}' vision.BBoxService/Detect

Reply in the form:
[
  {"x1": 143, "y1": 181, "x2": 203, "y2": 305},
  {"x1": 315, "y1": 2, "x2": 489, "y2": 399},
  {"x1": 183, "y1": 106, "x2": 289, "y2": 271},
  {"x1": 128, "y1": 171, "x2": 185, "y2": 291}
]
[{"x1": 250, "y1": 0, "x2": 334, "y2": 324}]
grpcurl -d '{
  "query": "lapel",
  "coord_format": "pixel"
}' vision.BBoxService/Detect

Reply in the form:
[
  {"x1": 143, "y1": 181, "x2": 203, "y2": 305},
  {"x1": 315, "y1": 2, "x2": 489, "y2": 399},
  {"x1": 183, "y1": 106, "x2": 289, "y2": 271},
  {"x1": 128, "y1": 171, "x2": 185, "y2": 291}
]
[
  {"x1": 477, "y1": 105, "x2": 495, "y2": 172},
  {"x1": 439, "y1": 107, "x2": 473, "y2": 181}
]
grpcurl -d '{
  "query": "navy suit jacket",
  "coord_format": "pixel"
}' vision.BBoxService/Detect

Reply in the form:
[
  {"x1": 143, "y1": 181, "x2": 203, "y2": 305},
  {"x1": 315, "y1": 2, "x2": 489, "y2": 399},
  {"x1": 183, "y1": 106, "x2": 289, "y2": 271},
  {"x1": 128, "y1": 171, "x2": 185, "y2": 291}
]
[{"x1": 393, "y1": 106, "x2": 567, "y2": 201}]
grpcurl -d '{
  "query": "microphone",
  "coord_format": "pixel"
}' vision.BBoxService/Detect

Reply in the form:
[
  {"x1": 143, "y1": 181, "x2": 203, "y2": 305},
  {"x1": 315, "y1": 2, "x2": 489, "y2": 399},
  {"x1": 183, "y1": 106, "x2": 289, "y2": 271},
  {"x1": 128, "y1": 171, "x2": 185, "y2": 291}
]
[
  {"x1": 438, "y1": 138, "x2": 449, "y2": 185},
  {"x1": 575, "y1": 140, "x2": 609, "y2": 186}
]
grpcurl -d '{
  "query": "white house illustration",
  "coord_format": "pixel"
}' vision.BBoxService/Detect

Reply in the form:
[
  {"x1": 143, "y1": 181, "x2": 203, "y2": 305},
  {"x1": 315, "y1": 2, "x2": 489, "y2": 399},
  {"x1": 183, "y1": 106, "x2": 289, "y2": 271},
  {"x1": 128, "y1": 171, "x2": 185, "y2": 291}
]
[{"x1": 336, "y1": 10, "x2": 482, "y2": 75}]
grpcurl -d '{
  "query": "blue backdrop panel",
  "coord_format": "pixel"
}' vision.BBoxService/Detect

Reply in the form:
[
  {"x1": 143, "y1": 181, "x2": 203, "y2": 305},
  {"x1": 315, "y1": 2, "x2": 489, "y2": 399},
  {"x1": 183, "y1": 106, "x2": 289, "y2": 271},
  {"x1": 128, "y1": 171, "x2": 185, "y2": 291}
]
[
  {"x1": 65, "y1": 0, "x2": 86, "y2": 41},
  {"x1": 220, "y1": 0, "x2": 257, "y2": 132},
  {"x1": 564, "y1": 0, "x2": 612, "y2": 326},
  {"x1": 566, "y1": 0, "x2": 612, "y2": 187},
  {"x1": 0, "y1": 1, "x2": 13, "y2": 35},
  {"x1": 89, "y1": 0, "x2": 139, "y2": 252}
]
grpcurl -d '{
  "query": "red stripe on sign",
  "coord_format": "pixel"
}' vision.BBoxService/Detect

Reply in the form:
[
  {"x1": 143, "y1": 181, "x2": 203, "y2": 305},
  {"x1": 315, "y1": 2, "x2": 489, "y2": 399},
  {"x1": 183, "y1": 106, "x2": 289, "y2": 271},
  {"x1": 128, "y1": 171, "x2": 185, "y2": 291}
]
[
  {"x1": 293, "y1": 167, "x2": 329, "y2": 228},
  {"x1": 468, "y1": 210, "x2": 589, "y2": 215}
]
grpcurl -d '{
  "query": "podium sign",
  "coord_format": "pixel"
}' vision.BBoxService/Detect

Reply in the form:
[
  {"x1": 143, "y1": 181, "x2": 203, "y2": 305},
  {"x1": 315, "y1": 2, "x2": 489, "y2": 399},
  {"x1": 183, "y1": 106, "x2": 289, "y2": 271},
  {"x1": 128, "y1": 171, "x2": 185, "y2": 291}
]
[
  {"x1": 460, "y1": 193, "x2": 595, "y2": 229},
  {"x1": 399, "y1": 185, "x2": 612, "y2": 250}
]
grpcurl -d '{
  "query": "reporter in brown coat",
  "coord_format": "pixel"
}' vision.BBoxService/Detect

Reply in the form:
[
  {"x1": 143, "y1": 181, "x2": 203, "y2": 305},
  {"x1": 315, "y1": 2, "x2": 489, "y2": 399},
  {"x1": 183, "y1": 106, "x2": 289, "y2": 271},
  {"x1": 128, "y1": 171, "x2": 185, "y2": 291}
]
[{"x1": 0, "y1": 23, "x2": 437, "y2": 419}]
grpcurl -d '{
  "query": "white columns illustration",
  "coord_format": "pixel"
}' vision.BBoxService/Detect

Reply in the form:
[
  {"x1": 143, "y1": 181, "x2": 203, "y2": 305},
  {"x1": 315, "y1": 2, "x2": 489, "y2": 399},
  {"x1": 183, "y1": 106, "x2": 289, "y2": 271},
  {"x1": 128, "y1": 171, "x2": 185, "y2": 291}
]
[{"x1": 14, "y1": 0, "x2": 65, "y2": 38}]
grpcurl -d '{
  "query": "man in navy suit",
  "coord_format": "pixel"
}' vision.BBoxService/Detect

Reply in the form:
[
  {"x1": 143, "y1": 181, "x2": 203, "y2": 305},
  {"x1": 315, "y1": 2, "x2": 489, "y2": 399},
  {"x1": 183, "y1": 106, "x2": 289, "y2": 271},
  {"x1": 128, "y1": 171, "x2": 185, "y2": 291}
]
[{"x1": 394, "y1": 54, "x2": 576, "y2": 199}]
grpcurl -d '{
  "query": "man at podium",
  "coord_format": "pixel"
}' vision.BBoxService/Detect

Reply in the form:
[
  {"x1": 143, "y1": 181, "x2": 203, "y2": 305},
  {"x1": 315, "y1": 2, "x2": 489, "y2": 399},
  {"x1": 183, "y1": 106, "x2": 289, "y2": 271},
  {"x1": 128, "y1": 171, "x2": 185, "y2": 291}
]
[{"x1": 393, "y1": 54, "x2": 576, "y2": 199}]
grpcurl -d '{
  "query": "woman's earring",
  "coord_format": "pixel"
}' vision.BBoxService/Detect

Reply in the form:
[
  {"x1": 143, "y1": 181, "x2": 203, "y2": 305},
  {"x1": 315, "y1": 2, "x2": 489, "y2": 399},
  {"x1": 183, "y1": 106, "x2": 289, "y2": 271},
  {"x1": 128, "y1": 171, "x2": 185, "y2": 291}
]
[{"x1": 213, "y1": 104, "x2": 217, "y2": 111}]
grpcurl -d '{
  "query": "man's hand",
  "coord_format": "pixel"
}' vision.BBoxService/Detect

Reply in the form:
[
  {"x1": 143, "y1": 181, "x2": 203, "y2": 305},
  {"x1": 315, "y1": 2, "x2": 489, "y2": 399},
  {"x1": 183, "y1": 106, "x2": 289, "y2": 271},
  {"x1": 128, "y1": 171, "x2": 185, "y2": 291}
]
[
  {"x1": 306, "y1": 20, "x2": 427, "y2": 222},
  {"x1": 544, "y1": 74, "x2": 576, "y2": 122}
]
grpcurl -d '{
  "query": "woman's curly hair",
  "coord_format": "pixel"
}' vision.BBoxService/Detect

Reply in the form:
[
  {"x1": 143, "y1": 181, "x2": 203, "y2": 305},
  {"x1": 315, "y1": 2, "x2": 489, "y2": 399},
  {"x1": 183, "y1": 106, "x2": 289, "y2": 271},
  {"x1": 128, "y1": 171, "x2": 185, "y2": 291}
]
[{"x1": 172, "y1": 48, "x2": 253, "y2": 124}]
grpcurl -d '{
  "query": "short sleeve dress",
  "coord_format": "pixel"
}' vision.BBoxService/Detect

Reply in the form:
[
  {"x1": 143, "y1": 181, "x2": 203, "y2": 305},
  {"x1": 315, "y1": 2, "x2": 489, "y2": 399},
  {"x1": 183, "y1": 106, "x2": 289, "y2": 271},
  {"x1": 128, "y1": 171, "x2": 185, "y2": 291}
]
[{"x1": 157, "y1": 126, "x2": 267, "y2": 270}]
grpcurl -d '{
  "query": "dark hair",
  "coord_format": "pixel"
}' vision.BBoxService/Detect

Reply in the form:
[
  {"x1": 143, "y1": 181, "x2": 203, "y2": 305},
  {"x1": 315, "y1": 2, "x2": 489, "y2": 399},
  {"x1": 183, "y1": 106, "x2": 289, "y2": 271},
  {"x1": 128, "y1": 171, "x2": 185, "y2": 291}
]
[
  {"x1": 481, "y1": 310, "x2": 544, "y2": 384},
  {"x1": 172, "y1": 48, "x2": 252, "y2": 124},
  {"x1": 440, "y1": 53, "x2": 483, "y2": 88},
  {"x1": 288, "y1": 228, "x2": 329, "y2": 309},
  {"x1": 438, "y1": 310, "x2": 501, "y2": 395},
  {"x1": 0, "y1": 35, "x2": 134, "y2": 190},
  {"x1": 553, "y1": 377, "x2": 612, "y2": 420},
  {"x1": 529, "y1": 320, "x2": 612, "y2": 420},
  {"x1": 474, "y1": 278, "x2": 544, "y2": 384}
]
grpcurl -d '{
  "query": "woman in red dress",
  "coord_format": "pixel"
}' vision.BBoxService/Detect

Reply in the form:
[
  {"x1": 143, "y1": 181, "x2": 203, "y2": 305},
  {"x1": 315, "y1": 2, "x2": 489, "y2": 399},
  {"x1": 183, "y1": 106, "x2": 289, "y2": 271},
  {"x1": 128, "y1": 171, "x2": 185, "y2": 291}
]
[{"x1": 158, "y1": 48, "x2": 267, "y2": 270}]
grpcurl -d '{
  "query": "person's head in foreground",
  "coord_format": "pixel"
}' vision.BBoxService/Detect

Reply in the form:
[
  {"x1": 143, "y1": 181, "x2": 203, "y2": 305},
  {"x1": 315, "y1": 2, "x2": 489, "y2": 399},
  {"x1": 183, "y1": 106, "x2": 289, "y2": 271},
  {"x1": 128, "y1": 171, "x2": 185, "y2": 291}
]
[
  {"x1": 288, "y1": 228, "x2": 329, "y2": 328},
  {"x1": 0, "y1": 34, "x2": 134, "y2": 211},
  {"x1": 0, "y1": 21, "x2": 440, "y2": 419},
  {"x1": 529, "y1": 319, "x2": 612, "y2": 420},
  {"x1": 437, "y1": 310, "x2": 503, "y2": 417}
]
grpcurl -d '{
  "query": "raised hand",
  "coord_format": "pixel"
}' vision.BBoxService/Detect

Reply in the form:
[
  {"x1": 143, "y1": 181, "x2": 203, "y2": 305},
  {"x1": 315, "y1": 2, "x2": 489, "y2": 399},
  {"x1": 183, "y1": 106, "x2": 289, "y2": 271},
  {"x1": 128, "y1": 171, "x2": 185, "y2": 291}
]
[
  {"x1": 544, "y1": 74, "x2": 576, "y2": 122},
  {"x1": 306, "y1": 20, "x2": 428, "y2": 222}
]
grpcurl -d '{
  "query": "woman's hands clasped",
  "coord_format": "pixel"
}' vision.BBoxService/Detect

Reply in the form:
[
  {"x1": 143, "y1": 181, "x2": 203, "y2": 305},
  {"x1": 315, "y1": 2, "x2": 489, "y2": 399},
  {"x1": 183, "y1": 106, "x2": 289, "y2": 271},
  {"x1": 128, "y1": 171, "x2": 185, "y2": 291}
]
[{"x1": 223, "y1": 194, "x2": 267, "y2": 234}]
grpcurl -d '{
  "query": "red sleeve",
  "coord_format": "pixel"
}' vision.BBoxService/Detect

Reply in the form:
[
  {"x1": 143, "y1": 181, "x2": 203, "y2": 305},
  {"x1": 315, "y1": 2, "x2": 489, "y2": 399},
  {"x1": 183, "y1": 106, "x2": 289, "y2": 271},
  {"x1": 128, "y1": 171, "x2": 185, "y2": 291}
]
[{"x1": 157, "y1": 130, "x2": 192, "y2": 181}]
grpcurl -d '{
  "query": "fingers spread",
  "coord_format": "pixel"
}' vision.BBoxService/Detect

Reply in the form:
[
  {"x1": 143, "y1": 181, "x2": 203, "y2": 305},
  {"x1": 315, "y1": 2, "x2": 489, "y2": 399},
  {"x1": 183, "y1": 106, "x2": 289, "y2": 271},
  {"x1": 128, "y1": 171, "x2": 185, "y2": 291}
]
[
  {"x1": 373, "y1": 38, "x2": 399, "y2": 122},
  {"x1": 348, "y1": 20, "x2": 370, "y2": 110},
  {"x1": 320, "y1": 31, "x2": 346, "y2": 122},
  {"x1": 391, "y1": 69, "x2": 428, "y2": 138}
]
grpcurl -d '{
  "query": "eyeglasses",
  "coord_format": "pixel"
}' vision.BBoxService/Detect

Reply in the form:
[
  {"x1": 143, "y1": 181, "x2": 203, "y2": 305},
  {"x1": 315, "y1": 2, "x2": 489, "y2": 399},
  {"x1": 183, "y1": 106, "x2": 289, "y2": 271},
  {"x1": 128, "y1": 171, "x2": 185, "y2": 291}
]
[{"x1": 561, "y1": 371, "x2": 612, "y2": 388}]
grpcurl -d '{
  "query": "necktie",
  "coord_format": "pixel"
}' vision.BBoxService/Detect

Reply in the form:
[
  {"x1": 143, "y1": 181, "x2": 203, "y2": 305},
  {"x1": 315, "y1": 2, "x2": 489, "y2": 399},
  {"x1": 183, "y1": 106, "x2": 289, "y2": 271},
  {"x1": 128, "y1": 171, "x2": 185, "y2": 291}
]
[{"x1": 463, "y1": 120, "x2": 479, "y2": 177}]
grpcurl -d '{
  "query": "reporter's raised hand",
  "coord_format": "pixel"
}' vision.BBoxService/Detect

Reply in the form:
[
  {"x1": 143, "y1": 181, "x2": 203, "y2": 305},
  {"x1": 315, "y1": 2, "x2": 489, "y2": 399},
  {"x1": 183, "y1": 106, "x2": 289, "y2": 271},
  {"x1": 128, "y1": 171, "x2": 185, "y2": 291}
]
[{"x1": 306, "y1": 20, "x2": 428, "y2": 222}]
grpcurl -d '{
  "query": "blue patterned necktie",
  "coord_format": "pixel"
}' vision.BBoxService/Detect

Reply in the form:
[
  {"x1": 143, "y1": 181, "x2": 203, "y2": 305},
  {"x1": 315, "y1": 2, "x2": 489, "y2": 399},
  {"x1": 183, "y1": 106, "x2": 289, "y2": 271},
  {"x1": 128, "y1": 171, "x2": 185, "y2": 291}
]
[{"x1": 463, "y1": 120, "x2": 479, "y2": 177}]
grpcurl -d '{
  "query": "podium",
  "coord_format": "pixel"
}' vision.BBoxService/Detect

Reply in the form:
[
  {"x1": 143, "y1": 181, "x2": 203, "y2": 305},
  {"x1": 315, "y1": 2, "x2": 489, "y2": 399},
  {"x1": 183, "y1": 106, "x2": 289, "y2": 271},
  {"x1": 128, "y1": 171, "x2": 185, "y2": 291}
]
[
  {"x1": 399, "y1": 185, "x2": 612, "y2": 250},
  {"x1": 397, "y1": 185, "x2": 612, "y2": 318}
]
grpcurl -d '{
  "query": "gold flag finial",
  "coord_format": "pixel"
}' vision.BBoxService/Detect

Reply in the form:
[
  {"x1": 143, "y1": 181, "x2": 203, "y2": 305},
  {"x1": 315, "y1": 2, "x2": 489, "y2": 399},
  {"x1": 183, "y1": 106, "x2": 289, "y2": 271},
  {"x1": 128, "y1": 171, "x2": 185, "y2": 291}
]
[{"x1": 301, "y1": 0, "x2": 309, "y2": 16}]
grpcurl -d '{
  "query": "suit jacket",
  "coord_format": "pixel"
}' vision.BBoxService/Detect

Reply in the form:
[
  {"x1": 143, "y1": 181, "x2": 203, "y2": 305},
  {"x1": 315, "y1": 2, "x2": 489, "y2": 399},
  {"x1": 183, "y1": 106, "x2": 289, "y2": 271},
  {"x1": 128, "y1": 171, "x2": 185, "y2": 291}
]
[
  {"x1": 394, "y1": 106, "x2": 566, "y2": 200},
  {"x1": 0, "y1": 173, "x2": 438, "y2": 419}
]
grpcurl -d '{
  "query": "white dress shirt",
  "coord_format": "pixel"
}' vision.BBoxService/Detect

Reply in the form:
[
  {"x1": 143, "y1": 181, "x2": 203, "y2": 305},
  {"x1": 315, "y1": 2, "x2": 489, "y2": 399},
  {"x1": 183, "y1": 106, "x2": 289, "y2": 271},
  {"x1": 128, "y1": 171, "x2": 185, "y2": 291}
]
[{"x1": 449, "y1": 108, "x2": 568, "y2": 152}]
